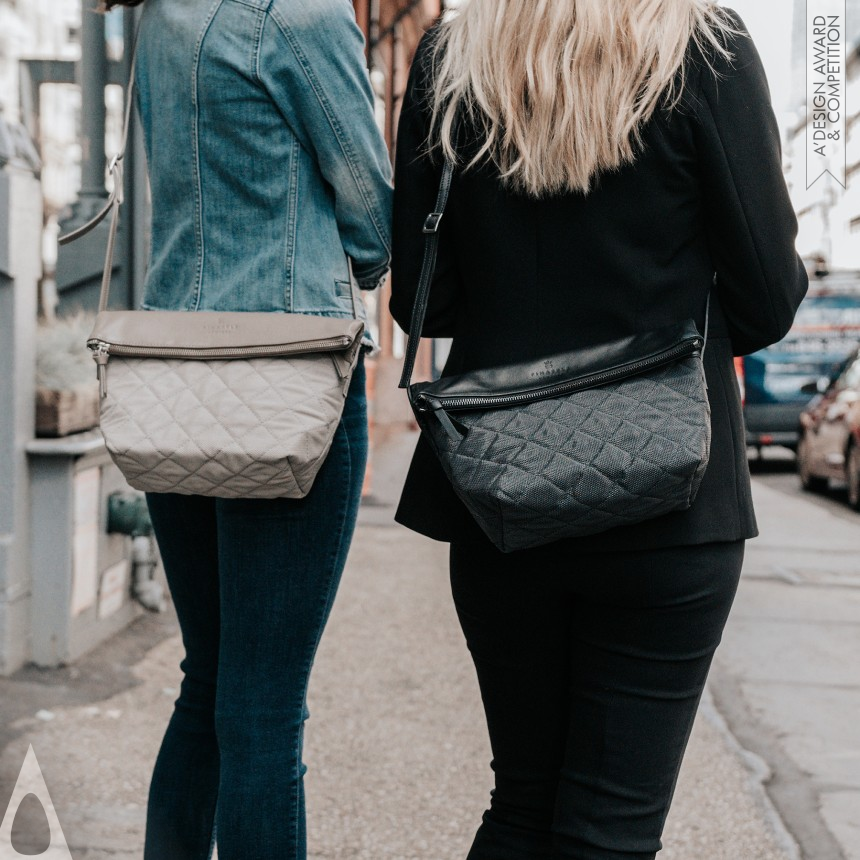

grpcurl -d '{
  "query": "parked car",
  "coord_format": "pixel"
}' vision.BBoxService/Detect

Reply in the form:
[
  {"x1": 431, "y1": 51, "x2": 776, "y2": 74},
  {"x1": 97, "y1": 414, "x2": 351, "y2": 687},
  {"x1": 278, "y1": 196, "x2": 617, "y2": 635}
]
[
  {"x1": 737, "y1": 271, "x2": 860, "y2": 454},
  {"x1": 797, "y1": 345, "x2": 860, "y2": 509}
]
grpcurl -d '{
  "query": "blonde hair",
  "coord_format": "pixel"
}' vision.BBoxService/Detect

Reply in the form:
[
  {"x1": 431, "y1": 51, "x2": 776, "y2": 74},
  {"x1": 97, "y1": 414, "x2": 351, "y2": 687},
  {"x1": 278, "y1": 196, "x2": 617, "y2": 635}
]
[{"x1": 429, "y1": 0, "x2": 740, "y2": 197}]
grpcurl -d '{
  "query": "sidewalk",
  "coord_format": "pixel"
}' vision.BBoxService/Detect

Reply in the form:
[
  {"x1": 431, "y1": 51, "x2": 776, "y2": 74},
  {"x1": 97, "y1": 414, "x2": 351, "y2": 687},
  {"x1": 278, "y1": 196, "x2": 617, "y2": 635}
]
[
  {"x1": 710, "y1": 471, "x2": 860, "y2": 860},
  {"x1": 0, "y1": 430, "x2": 800, "y2": 859}
]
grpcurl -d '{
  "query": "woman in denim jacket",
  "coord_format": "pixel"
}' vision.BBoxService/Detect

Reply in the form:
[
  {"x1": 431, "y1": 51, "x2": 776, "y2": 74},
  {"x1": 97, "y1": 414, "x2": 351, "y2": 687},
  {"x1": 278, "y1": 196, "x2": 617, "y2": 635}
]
[{"x1": 104, "y1": 1, "x2": 392, "y2": 858}]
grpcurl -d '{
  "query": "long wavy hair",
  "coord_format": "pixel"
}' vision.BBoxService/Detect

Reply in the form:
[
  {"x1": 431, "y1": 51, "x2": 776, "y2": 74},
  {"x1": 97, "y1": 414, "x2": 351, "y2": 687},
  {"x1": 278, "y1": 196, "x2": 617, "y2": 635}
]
[{"x1": 429, "y1": 0, "x2": 740, "y2": 197}]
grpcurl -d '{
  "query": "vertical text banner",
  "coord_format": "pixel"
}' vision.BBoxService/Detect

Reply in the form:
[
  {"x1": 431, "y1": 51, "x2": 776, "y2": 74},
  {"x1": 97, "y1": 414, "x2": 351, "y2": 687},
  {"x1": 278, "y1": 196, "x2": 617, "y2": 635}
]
[{"x1": 807, "y1": 0, "x2": 848, "y2": 188}]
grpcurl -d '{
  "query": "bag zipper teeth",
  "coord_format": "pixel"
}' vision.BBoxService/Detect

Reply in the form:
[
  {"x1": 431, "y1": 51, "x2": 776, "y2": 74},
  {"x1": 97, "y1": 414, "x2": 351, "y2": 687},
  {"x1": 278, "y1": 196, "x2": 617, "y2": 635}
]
[
  {"x1": 86, "y1": 335, "x2": 354, "y2": 360},
  {"x1": 419, "y1": 338, "x2": 702, "y2": 412}
]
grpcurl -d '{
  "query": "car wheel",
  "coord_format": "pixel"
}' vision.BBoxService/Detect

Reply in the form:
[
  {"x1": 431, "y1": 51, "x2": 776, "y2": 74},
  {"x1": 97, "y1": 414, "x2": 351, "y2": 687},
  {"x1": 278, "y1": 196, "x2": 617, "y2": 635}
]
[
  {"x1": 847, "y1": 443, "x2": 860, "y2": 511},
  {"x1": 798, "y1": 434, "x2": 828, "y2": 492}
]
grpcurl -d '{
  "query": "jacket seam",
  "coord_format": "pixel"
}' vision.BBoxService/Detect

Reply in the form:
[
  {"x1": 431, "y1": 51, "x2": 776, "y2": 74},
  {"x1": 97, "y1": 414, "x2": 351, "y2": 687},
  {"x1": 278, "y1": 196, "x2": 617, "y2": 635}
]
[
  {"x1": 696, "y1": 59, "x2": 783, "y2": 347},
  {"x1": 286, "y1": 139, "x2": 299, "y2": 310},
  {"x1": 251, "y1": 3, "x2": 265, "y2": 83},
  {"x1": 190, "y1": 0, "x2": 225, "y2": 311},
  {"x1": 264, "y1": 7, "x2": 392, "y2": 257}
]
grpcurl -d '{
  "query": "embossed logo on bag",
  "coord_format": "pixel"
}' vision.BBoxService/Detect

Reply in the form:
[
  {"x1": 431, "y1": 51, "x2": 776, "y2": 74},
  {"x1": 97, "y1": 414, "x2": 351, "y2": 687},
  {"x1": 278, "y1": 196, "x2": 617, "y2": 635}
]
[
  {"x1": 202, "y1": 323, "x2": 240, "y2": 334},
  {"x1": 0, "y1": 745, "x2": 73, "y2": 859},
  {"x1": 530, "y1": 359, "x2": 570, "y2": 380}
]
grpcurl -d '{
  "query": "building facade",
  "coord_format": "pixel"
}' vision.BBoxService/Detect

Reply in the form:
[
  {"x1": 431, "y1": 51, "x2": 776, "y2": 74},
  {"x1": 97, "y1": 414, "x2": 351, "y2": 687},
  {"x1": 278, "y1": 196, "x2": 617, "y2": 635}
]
[
  {"x1": 354, "y1": 0, "x2": 442, "y2": 369},
  {"x1": 0, "y1": 0, "x2": 80, "y2": 122}
]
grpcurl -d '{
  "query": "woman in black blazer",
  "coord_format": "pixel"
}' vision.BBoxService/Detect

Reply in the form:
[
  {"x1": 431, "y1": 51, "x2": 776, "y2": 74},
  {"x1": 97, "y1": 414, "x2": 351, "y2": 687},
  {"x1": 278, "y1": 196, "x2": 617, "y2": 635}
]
[{"x1": 390, "y1": 2, "x2": 807, "y2": 858}]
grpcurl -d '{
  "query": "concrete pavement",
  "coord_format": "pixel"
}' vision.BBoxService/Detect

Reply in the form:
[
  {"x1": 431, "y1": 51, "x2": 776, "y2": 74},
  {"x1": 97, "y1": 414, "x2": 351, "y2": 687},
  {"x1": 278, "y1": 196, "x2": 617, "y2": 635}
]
[
  {"x1": 0, "y1": 430, "x2": 809, "y2": 859},
  {"x1": 710, "y1": 468, "x2": 860, "y2": 860}
]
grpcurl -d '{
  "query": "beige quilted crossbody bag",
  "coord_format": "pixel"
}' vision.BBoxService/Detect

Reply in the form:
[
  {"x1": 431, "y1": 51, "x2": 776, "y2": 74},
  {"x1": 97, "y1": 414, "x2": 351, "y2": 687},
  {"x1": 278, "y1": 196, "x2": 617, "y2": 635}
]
[{"x1": 59, "y1": 48, "x2": 365, "y2": 500}]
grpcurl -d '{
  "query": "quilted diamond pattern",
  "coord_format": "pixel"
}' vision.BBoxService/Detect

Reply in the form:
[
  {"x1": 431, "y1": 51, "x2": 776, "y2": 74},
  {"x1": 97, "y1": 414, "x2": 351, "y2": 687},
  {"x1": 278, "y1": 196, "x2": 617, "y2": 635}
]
[
  {"x1": 417, "y1": 355, "x2": 711, "y2": 553},
  {"x1": 98, "y1": 354, "x2": 351, "y2": 498}
]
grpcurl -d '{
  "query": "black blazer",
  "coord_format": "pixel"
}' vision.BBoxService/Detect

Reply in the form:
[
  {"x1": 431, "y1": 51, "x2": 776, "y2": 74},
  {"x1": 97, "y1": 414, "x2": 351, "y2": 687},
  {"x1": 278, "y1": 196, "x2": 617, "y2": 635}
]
[{"x1": 389, "y1": 10, "x2": 808, "y2": 552}]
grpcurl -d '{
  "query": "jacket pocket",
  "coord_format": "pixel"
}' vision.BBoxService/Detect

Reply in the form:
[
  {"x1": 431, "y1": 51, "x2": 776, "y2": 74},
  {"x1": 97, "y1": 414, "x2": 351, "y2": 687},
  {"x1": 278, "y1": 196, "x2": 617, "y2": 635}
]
[{"x1": 334, "y1": 279, "x2": 356, "y2": 312}]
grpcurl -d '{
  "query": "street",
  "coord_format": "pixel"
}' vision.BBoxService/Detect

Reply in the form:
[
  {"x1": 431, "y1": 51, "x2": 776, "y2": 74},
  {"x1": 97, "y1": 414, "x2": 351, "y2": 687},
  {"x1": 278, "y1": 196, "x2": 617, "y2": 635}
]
[{"x1": 0, "y1": 436, "x2": 857, "y2": 859}]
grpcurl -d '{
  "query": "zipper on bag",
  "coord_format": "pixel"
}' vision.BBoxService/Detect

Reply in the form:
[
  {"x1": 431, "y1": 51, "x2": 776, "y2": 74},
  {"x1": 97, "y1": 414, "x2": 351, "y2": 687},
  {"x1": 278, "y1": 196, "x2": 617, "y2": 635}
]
[
  {"x1": 88, "y1": 335, "x2": 355, "y2": 399},
  {"x1": 93, "y1": 342, "x2": 110, "y2": 399},
  {"x1": 417, "y1": 336, "x2": 703, "y2": 442}
]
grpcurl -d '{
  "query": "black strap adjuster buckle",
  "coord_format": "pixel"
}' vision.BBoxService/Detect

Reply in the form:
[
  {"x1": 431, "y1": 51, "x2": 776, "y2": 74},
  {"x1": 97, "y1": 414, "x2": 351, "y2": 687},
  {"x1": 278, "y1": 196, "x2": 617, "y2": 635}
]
[{"x1": 423, "y1": 212, "x2": 444, "y2": 234}]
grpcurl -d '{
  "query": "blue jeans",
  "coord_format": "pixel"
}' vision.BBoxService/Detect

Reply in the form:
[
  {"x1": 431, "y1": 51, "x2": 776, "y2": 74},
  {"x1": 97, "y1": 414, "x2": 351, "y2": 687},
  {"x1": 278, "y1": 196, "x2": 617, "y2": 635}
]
[{"x1": 143, "y1": 356, "x2": 367, "y2": 860}]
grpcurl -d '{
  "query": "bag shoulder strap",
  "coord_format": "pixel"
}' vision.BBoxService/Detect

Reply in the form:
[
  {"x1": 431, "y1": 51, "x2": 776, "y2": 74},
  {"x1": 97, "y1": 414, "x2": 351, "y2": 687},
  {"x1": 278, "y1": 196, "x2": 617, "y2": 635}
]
[
  {"x1": 398, "y1": 156, "x2": 456, "y2": 390},
  {"x1": 58, "y1": 43, "x2": 138, "y2": 313}
]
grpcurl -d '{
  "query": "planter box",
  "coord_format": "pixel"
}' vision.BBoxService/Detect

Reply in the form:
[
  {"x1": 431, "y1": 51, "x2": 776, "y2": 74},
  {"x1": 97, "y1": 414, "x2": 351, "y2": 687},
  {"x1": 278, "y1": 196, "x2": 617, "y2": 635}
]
[{"x1": 36, "y1": 387, "x2": 99, "y2": 437}]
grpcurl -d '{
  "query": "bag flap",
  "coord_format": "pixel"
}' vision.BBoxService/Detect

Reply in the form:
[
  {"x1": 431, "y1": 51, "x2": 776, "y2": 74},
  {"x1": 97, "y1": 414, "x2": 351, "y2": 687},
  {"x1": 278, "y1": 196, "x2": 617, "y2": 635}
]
[
  {"x1": 411, "y1": 320, "x2": 702, "y2": 404},
  {"x1": 88, "y1": 310, "x2": 364, "y2": 351}
]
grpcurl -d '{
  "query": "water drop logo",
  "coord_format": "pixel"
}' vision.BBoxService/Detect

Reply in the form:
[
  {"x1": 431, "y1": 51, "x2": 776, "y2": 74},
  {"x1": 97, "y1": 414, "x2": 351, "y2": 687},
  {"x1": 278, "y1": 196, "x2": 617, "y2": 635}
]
[{"x1": 0, "y1": 745, "x2": 73, "y2": 858}]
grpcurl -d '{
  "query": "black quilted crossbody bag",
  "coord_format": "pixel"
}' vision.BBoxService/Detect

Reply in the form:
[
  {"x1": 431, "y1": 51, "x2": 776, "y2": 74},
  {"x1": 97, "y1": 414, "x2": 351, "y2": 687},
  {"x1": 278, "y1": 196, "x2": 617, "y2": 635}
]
[{"x1": 399, "y1": 159, "x2": 713, "y2": 553}]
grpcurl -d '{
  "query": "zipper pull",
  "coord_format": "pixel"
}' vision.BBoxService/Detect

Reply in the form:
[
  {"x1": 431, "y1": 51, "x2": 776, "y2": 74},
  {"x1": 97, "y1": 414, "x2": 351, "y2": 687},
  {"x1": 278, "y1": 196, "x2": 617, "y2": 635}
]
[
  {"x1": 434, "y1": 406, "x2": 465, "y2": 442},
  {"x1": 416, "y1": 394, "x2": 466, "y2": 442},
  {"x1": 92, "y1": 342, "x2": 110, "y2": 398}
]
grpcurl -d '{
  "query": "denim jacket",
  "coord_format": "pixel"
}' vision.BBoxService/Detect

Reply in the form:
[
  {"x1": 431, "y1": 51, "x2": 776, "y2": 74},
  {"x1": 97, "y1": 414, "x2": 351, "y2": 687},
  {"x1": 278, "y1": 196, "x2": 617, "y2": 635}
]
[{"x1": 135, "y1": 0, "x2": 393, "y2": 345}]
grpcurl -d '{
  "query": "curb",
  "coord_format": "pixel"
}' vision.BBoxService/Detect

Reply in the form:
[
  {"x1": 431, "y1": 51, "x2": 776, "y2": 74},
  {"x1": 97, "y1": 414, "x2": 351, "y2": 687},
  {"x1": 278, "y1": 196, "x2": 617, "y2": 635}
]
[{"x1": 699, "y1": 686, "x2": 803, "y2": 860}]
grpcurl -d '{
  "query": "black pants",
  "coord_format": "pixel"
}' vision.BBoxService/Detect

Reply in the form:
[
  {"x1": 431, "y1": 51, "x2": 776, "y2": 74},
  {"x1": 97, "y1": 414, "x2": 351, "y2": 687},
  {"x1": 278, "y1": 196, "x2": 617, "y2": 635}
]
[{"x1": 449, "y1": 539, "x2": 745, "y2": 860}]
